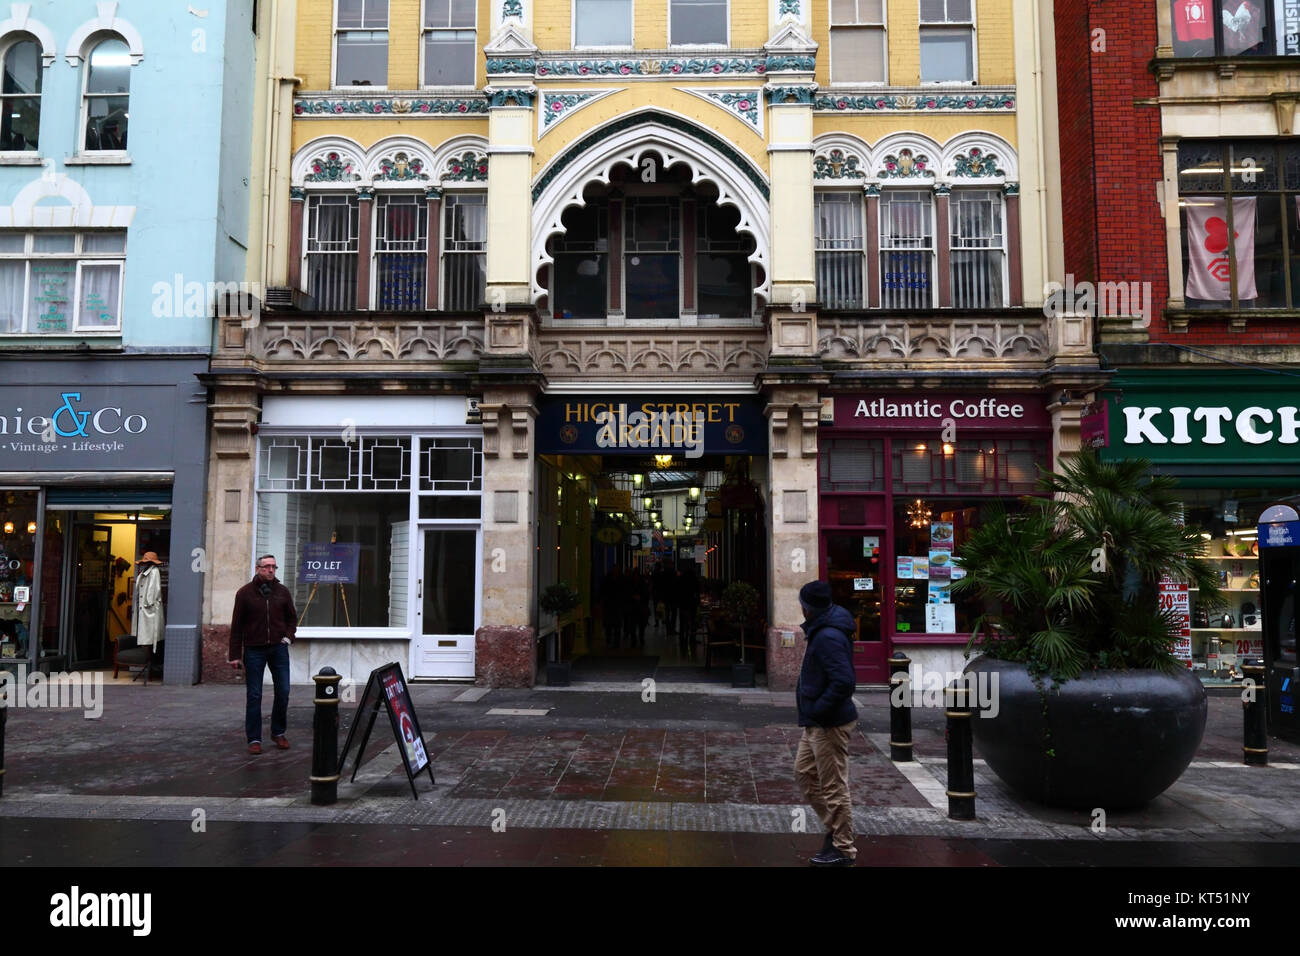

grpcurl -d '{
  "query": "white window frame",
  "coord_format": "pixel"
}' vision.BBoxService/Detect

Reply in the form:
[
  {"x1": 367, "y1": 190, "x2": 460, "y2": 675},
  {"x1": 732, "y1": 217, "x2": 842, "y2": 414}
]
[
  {"x1": 829, "y1": 0, "x2": 888, "y2": 86},
  {"x1": 879, "y1": 190, "x2": 936, "y2": 308},
  {"x1": 419, "y1": 0, "x2": 478, "y2": 89},
  {"x1": 814, "y1": 190, "x2": 867, "y2": 309},
  {"x1": 373, "y1": 193, "x2": 430, "y2": 311},
  {"x1": 572, "y1": 0, "x2": 635, "y2": 50},
  {"x1": 947, "y1": 188, "x2": 1007, "y2": 308},
  {"x1": 0, "y1": 33, "x2": 42, "y2": 158},
  {"x1": 918, "y1": 0, "x2": 977, "y2": 85},
  {"x1": 304, "y1": 192, "x2": 361, "y2": 312},
  {"x1": 79, "y1": 34, "x2": 130, "y2": 157},
  {"x1": 668, "y1": 0, "x2": 730, "y2": 49},
  {"x1": 441, "y1": 190, "x2": 488, "y2": 311},
  {"x1": 0, "y1": 231, "x2": 126, "y2": 335},
  {"x1": 333, "y1": 0, "x2": 389, "y2": 90}
]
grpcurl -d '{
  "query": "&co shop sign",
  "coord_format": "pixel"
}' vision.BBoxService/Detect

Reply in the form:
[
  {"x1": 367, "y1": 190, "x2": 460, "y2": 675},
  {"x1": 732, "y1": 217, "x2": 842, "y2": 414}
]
[
  {"x1": 832, "y1": 393, "x2": 1050, "y2": 430},
  {"x1": 536, "y1": 395, "x2": 768, "y2": 455},
  {"x1": 0, "y1": 386, "x2": 178, "y2": 470}
]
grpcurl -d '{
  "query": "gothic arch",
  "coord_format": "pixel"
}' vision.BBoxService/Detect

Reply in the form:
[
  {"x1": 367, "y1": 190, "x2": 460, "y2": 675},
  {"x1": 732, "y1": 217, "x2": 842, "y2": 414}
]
[
  {"x1": 530, "y1": 109, "x2": 771, "y2": 305},
  {"x1": 65, "y1": 2, "x2": 144, "y2": 65},
  {"x1": 940, "y1": 131, "x2": 1018, "y2": 182}
]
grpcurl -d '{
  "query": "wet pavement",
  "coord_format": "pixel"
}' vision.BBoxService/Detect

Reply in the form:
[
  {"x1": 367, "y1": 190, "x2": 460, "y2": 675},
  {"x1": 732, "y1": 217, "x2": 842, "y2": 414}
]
[{"x1": 1, "y1": 677, "x2": 1298, "y2": 867}]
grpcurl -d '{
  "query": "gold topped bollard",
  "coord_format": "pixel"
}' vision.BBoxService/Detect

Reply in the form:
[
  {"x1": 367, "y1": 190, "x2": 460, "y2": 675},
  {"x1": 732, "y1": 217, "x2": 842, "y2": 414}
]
[{"x1": 311, "y1": 667, "x2": 343, "y2": 805}]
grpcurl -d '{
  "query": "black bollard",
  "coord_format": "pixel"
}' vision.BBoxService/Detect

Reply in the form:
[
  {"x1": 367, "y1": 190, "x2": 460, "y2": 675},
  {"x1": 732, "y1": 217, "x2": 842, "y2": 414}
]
[
  {"x1": 888, "y1": 652, "x2": 913, "y2": 762},
  {"x1": 945, "y1": 679, "x2": 976, "y2": 820},
  {"x1": 1242, "y1": 663, "x2": 1268, "y2": 767},
  {"x1": 311, "y1": 667, "x2": 343, "y2": 805},
  {"x1": 0, "y1": 696, "x2": 6, "y2": 799}
]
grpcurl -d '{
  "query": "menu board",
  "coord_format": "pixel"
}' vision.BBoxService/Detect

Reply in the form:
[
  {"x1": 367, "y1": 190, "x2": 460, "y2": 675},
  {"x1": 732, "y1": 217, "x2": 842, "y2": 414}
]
[{"x1": 926, "y1": 521, "x2": 956, "y2": 629}]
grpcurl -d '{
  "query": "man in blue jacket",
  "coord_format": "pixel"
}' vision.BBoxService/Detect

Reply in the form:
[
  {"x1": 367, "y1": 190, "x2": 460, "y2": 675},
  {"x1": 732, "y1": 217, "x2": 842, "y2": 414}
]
[{"x1": 794, "y1": 579, "x2": 859, "y2": 866}]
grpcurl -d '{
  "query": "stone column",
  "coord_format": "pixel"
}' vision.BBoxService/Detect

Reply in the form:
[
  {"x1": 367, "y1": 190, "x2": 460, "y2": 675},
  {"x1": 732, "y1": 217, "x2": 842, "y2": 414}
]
[
  {"x1": 355, "y1": 187, "x2": 373, "y2": 310},
  {"x1": 1004, "y1": 184, "x2": 1023, "y2": 306},
  {"x1": 425, "y1": 186, "x2": 442, "y2": 310},
  {"x1": 765, "y1": 83, "x2": 817, "y2": 311},
  {"x1": 935, "y1": 185, "x2": 951, "y2": 306},
  {"x1": 476, "y1": 384, "x2": 540, "y2": 687},
  {"x1": 762, "y1": 381, "x2": 826, "y2": 691},
  {"x1": 865, "y1": 185, "x2": 880, "y2": 308},
  {"x1": 484, "y1": 86, "x2": 536, "y2": 311},
  {"x1": 287, "y1": 188, "x2": 306, "y2": 291}
]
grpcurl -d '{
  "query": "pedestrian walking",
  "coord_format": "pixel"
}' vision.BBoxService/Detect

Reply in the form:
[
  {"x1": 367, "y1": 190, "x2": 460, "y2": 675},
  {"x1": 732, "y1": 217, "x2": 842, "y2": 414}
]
[
  {"x1": 628, "y1": 570, "x2": 651, "y2": 648},
  {"x1": 793, "y1": 579, "x2": 858, "y2": 866},
  {"x1": 228, "y1": 554, "x2": 299, "y2": 755},
  {"x1": 676, "y1": 566, "x2": 700, "y2": 655},
  {"x1": 600, "y1": 565, "x2": 628, "y2": 649}
]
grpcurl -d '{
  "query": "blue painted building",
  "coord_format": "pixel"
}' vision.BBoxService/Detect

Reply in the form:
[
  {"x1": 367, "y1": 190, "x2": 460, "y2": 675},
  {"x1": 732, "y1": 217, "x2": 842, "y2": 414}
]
[{"x1": 0, "y1": 1, "x2": 255, "y2": 685}]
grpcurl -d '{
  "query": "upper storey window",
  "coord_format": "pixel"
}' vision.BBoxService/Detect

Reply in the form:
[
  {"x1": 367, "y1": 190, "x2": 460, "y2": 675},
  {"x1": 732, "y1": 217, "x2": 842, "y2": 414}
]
[
  {"x1": 336, "y1": 0, "x2": 389, "y2": 87},
  {"x1": 423, "y1": 0, "x2": 476, "y2": 86},
  {"x1": 830, "y1": 0, "x2": 886, "y2": 84},
  {"x1": 671, "y1": 0, "x2": 728, "y2": 46},
  {"x1": 1171, "y1": 0, "x2": 1298, "y2": 56},
  {"x1": 574, "y1": 0, "x2": 633, "y2": 47},
  {"x1": 919, "y1": 0, "x2": 974, "y2": 82},
  {"x1": 1, "y1": 37, "x2": 40, "y2": 152},
  {"x1": 82, "y1": 37, "x2": 129, "y2": 151}
]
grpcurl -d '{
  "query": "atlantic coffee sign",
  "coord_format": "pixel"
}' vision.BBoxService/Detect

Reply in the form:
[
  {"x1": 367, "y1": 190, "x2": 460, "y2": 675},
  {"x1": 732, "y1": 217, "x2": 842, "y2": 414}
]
[{"x1": 833, "y1": 393, "x2": 1050, "y2": 429}]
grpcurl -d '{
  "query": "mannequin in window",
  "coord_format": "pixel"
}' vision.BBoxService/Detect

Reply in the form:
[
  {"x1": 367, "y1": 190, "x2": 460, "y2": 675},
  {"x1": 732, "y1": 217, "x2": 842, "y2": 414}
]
[{"x1": 133, "y1": 552, "x2": 165, "y2": 650}]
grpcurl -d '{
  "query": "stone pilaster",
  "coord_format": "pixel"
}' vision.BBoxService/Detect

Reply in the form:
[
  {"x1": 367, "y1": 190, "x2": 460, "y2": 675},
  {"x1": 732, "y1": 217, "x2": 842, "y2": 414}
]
[
  {"x1": 484, "y1": 80, "x2": 536, "y2": 310},
  {"x1": 762, "y1": 383, "x2": 825, "y2": 691},
  {"x1": 764, "y1": 22, "x2": 817, "y2": 311},
  {"x1": 476, "y1": 384, "x2": 540, "y2": 686}
]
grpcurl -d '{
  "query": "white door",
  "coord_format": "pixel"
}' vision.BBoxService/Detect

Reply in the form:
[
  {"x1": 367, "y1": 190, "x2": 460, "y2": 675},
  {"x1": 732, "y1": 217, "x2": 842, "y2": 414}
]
[{"x1": 410, "y1": 526, "x2": 480, "y2": 679}]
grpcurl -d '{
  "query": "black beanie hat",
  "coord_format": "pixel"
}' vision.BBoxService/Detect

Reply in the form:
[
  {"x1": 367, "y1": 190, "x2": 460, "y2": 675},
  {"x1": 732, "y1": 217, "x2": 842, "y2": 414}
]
[{"x1": 799, "y1": 580, "x2": 832, "y2": 610}]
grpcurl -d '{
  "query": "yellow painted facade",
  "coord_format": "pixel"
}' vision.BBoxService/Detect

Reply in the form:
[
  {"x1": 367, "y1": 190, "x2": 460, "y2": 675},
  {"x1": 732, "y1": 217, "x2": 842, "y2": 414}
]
[
  {"x1": 291, "y1": 119, "x2": 489, "y2": 153},
  {"x1": 812, "y1": 115, "x2": 1018, "y2": 149}
]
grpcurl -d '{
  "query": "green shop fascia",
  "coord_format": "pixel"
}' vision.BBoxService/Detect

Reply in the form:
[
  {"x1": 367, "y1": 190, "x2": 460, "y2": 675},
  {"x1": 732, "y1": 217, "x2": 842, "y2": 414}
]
[{"x1": 1100, "y1": 370, "x2": 1300, "y2": 683}]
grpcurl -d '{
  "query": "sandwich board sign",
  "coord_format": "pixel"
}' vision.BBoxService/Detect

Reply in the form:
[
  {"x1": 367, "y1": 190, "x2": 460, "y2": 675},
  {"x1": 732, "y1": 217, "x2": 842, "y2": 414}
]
[{"x1": 337, "y1": 662, "x2": 435, "y2": 799}]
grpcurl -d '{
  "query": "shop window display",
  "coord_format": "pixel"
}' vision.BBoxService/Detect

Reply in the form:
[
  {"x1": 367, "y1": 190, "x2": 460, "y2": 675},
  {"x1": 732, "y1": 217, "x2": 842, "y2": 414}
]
[
  {"x1": 1182, "y1": 490, "x2": 1287, "y2": 682},
  {"x1": 0, "y1": 490, "x2": 38, "y2": 665}
]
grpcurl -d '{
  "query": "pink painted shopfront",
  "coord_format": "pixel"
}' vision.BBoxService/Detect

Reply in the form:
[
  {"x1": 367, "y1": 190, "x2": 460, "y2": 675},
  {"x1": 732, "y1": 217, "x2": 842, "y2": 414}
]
[{"x1": 818, "y1": 392, "x2": 1053, "y2": 683}]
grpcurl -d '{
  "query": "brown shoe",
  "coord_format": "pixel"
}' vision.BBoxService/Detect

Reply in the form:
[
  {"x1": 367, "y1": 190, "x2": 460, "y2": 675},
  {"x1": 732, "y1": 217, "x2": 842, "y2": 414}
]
[
  {"x1": 272, "y1": 735, "x2": 290, "y2": 750},
  {"x1": 248, "y1": 742, "x2": 262, "y2": 755}
]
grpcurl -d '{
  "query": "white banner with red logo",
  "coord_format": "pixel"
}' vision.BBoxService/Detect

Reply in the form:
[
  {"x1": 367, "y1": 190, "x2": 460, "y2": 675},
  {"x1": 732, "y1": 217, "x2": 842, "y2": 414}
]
[{"x1": 1184, "y1": 197, "x2": 1256, "y2": 301}]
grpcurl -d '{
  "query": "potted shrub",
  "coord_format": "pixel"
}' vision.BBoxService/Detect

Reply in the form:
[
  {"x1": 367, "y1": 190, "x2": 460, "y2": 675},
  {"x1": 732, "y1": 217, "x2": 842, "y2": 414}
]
[
  {"x1": 720, "y1": 580, "x2": 761, "y2": 687},
  {"x1": 539, "y1": 583, "x2": 580, "y2": 686},
  {"x1": 949, "y1": 453, "x2": 1222, "y2": 809}
]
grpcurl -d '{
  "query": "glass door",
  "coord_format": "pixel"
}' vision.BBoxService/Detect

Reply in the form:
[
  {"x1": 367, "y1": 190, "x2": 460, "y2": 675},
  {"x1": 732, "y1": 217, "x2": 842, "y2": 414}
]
[
  {"x1": 70, "y1": 524, "x2": 113, "y2": 666},
  {"x1": 410, "y1": 526, "x2": 479, "y2": 679},
  {"x1": 824, "y1": 531, "x2": 887, "y2": 684}
]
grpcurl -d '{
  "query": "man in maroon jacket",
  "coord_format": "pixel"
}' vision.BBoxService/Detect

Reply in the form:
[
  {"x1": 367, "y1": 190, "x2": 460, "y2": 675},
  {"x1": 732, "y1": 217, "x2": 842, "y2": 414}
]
[{"x1": 228, "y1": 554, "x2": 298, "y2": 754}]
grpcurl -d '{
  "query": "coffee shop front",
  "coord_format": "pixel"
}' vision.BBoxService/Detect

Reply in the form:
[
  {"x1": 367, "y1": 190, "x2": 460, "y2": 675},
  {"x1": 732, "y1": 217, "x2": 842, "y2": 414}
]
[{"x1": 818, "y1": 392, "x2": 1054, "y2": 683}]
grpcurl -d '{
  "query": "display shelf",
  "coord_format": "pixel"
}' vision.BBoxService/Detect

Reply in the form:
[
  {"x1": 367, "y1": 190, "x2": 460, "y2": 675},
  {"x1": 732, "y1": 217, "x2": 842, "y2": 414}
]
[
  {"x1": 1203, "y1": 555, "x2": 1257, "y2": 561},
  {"x1": 1188, "y1": 588, "x2": 1257, "y2": 592},
  {"x1": 1190, "y1": 627, "x2": 1258, "y2": 633}
]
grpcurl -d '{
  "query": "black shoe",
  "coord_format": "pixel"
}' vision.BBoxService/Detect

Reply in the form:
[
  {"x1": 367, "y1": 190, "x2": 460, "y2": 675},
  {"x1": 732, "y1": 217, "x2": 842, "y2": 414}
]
[
  {"x1": 810, "y1": 848, "x2": 855, "y2": 867},
  {"x1": 820, "y1": 832, "x2": 834, "y2": 855}
]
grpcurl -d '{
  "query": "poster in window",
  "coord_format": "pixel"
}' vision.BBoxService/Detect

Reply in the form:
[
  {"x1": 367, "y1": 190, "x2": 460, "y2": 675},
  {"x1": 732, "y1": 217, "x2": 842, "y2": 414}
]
[
  {"x1": 926, "y1": 603, "x2": 956, "y2": 633},
  {"x1": 1184, "y1": 197, "x2": 1257, "y2": 301},
  {"x1": 896, "y1": 556, "x2": 914, "y2": 579},
  {"x1": 930, "y1": 521, "x2": 954, "y2": 550},
  {"x1": 912, "y1": 557, "x2": 929, "y2": 579}
]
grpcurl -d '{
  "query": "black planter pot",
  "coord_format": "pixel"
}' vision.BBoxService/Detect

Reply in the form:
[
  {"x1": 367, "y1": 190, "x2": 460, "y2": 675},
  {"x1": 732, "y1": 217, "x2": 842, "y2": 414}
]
[{"x1": 964, "y1": 657, "x2": 1207, "y2": 810}]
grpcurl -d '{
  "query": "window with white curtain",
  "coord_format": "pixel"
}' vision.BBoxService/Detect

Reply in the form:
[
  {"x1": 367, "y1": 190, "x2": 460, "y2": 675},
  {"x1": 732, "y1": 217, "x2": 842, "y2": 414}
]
[
  {"x1": 671, "y1": 0, "x2": 728, "y2": 45},
  {"x1": 815, "y1": 192, "x2": 865, "y2": 309},
  {"x1": 575, "y1": 0, "x2": 633, "y2": 46},
  {"x1": 949, "y1": 189, "x2": 1005, "y2": 308},
  {"x1": 336, "y1": 0, "x2": 389, "y2": 87},
  {"x1": 0, "y1": 231, "x2": 125, "y2": 334},
  {"x1": 880, "y1": 191, "x2": 934, "y2": 308},
  {"x1": 422, "y1": 0, "x2": 476, "y2": 86},
  {"x1": 443, "y1": 193, "x2": 486, "y2": 310},
  {"x1": 374, "y1": 194, "x2": 428, "y2": 311},
  {"x1": 306, "y1": 194, "x2": 360, "y2": 311},
  {"x1": 919, "y1": 0, "x2": 974, "y2": 83},
  {"x1": 830, "y1": 0, "x2": 886, "y2": 84}
]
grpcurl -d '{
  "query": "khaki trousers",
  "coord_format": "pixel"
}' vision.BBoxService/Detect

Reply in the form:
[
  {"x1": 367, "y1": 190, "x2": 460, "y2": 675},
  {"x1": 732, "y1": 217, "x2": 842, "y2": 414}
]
[{"x1": 794, "y1": 722, "x2": 857, "y2": 858}]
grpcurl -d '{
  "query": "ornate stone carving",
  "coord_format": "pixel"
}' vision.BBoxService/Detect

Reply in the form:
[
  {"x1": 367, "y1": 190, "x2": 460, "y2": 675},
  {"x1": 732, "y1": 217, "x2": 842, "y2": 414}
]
[
  {"x1": 254, "y1": 319, "x2": 485, "y2": 363},
  {"x1": 815, "y1": 91, "x2": 1015, "y2": 112},
  {"x1": 818, "y1": 317, "x2": 1048, "y2": 362},
  {"x1": 295, "y1": 96, "x2": 488, "y2": 115},
  {"x1": 443, "y1": 151, "x2": 489, "y2": 182},
  {"x1": 877, "y1": 148, "x2": 933, "y2": 179},
  {"x1": 952, "y1": 146, "x2": 1006, "y2": 178},
  {"x1": 303, "y1": 150, "x2": 361, "y2": 182},
  {"x1": 375, "y1": 151, "x2": 428, "y2": 181},
  {"x1": 765, "y1": 85, "x2": 816, "y2": 105},
  {"x1": 813, "y1": 148, "x2": 865, "y2": 180},
  {"x1": 537, "y1": 330, "x2": 767, "y2": 378}
]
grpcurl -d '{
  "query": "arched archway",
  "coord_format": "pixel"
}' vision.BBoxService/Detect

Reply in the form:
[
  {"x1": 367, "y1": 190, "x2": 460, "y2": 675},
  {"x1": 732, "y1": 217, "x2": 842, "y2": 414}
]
[{"x1": 531, "y1": 110, "x2": 771, "y2": 309}]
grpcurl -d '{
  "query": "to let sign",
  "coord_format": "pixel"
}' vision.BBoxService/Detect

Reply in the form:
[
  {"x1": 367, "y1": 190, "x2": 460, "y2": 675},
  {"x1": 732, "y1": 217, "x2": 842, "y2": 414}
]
[{"x1": 300, "y1": 543, "x2": 360, "y2": 584}]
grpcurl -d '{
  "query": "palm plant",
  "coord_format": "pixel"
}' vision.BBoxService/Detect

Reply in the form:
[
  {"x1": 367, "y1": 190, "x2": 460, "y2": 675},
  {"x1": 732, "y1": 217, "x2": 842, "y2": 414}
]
[{"x1": 949, "y1": 453, "x2": 1222, "y2": 681}]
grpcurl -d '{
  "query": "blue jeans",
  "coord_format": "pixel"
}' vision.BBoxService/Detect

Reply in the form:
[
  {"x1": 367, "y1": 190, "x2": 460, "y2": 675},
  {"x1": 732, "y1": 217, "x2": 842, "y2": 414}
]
[{"x1": 244, "y1": 642, "x2": 290, "y2": 743}]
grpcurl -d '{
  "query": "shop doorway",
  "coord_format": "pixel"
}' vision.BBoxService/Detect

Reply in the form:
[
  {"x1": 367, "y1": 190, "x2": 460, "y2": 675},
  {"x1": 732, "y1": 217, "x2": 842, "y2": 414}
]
[
  {"x1": 537, "y1": 454, "x2": 768, "y2": 679},
  {"x1": 410, "y1": 525, "x2": 480, "y2": 679},
  {"x1": 40, "y1": 510, "x2": 170, "y2": 670},
  {"x1": 823, "y1": 531, "x2": 887, "y2": 684}
]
